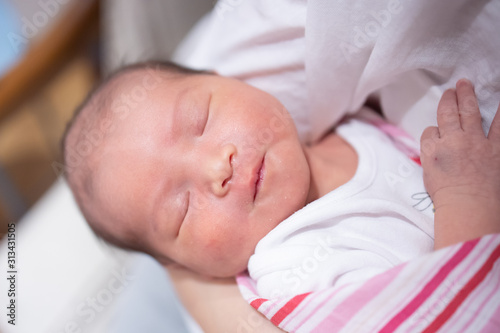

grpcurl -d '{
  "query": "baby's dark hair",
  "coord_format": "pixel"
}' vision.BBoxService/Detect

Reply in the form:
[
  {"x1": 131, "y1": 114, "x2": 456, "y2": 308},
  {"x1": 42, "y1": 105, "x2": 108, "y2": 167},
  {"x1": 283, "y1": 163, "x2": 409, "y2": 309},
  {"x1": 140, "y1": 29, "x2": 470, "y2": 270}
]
[{"x1": 62, "y1": 60, "x2": 212, "y2": 263}]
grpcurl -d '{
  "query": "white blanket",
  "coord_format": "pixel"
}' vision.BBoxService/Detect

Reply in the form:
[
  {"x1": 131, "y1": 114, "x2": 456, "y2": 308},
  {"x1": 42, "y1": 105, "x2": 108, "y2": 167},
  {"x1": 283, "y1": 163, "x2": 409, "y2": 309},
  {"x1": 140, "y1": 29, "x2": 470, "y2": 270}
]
[{"x1": 174, "y1": 0, "x2": 500, "y2": 143}]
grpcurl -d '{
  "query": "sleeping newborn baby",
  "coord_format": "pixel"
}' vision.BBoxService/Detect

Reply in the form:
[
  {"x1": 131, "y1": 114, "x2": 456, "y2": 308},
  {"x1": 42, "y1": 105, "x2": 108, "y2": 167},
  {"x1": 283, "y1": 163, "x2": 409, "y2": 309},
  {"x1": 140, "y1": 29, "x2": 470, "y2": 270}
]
[{"x1": 64, "y1": 61, "x2": 438, "y2": 297}]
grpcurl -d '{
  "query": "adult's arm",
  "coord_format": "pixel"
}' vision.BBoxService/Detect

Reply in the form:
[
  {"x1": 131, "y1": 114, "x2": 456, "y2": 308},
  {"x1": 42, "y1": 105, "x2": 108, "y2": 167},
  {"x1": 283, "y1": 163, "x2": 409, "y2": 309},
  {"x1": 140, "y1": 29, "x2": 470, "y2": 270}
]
[{"x1": 167, "y1": 263, "x2": 284, "y2": 333}]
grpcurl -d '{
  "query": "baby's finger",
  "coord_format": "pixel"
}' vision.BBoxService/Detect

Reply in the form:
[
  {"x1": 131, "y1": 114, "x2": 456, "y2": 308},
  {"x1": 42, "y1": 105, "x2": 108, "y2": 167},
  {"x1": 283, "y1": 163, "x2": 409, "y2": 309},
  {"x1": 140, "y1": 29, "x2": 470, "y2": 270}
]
[
  {"x1": 437, "y1": 89, "x2": 460, "y2": 135},
  {"x1": 456, "y1": 79, "x2": 483, "y2": 133},
  {"x1": 420, "y1": 126, "x2": 440, "y2": 161},
  {"x1": 487, "y1": 102, "x2": 500, "y2": 141}
]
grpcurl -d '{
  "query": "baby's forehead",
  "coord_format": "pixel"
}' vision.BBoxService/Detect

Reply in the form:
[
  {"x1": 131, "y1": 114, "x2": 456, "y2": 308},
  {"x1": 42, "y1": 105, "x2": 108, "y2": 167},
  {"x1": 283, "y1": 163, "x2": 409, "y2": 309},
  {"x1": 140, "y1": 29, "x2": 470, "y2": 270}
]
[
  {"x1": 95, "y1": 69, "x2": 211, "y2": 152},
  {"x1": 108, "y1": 70, "x2": 182, "y2": 111},
  {"x1": 107, "y1": 70, "x2": 154, "y2": 94},
  {"x1": 96, "y1": 71, "x2": 166, "y2": 127}
]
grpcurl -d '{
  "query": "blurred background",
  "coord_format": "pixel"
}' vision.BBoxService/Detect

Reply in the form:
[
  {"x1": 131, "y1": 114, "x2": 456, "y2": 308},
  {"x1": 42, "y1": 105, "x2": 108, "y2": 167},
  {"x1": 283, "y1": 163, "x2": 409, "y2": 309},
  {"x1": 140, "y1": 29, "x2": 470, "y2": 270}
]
[
  {"x1": 0, "y1": 0, "x2": 96, "y2": 234},
  {"x1": 0, "y1": 0, "x2": 98, "y2": 236},
  {"x1": 0, "y1": 0, "x2": 212, "y2": 237},
  {"x1": 0, "y1": 2, "x2": 213, "y2": 331}
]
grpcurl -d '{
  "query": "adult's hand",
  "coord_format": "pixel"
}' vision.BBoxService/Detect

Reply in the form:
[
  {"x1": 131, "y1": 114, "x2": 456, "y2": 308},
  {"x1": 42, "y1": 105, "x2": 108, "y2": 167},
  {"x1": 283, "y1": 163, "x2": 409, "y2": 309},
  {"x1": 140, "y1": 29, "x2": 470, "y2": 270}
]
[{"x1": 167, "y1": 264, "x2": 284, "y2": 333}]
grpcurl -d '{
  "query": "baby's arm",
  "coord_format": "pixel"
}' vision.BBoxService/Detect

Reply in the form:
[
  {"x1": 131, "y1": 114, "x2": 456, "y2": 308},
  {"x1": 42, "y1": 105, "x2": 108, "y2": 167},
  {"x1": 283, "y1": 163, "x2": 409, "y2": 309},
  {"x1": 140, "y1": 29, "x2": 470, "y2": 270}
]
[{"x1": 420, "y1": 79, "x2": 500, "y2": 250}]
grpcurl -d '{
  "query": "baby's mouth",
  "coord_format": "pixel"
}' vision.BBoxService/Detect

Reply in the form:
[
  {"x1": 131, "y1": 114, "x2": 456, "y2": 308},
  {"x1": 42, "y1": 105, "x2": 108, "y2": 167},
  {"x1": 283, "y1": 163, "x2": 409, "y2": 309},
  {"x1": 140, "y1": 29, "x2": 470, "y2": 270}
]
[{"x1": 254, "y1": 156, "x2": 266, "y2": 201}]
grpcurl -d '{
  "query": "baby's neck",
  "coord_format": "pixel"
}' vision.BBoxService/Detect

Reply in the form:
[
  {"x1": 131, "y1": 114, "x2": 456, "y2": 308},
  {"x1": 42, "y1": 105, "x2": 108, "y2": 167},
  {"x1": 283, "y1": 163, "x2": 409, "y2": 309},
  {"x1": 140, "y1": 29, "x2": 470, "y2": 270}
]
[{"x1": 303, "y1": 131, "x2": 358, "y2": 204}]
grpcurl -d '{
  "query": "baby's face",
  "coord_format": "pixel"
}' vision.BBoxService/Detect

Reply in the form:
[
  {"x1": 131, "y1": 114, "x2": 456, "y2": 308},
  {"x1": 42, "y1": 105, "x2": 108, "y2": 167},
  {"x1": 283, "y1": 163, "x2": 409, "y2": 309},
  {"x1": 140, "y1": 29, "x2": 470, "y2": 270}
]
[{"x1": 96, "y1": 73, "x2": 310, "y2": 276}]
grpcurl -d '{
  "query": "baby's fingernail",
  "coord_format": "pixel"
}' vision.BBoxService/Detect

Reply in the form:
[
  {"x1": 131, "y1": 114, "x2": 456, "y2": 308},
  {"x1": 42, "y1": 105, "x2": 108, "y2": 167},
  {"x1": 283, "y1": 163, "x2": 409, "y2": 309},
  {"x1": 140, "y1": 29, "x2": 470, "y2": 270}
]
[{"x1": 457, "y1": 78, "x2": 472, "y2": 86}]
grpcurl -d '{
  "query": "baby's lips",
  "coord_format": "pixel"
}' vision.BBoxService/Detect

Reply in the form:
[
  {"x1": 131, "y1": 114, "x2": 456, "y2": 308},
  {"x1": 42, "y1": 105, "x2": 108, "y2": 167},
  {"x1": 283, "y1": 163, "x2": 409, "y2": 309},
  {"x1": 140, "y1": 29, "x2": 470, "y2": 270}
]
[{"x1": 249, "y1": 154, "x2": 266, "y2": 202}]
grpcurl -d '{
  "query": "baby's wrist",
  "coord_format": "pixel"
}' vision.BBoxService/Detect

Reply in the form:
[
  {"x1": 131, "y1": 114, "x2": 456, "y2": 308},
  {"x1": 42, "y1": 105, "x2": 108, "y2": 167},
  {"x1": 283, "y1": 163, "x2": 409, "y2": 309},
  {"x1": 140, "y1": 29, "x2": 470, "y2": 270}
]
[
  {"x1": 431, "y1": 185, "x2": 499, "y2": 211},
  {"x1": 433, "y1": 197, "x2": 500, "y2": 250}
]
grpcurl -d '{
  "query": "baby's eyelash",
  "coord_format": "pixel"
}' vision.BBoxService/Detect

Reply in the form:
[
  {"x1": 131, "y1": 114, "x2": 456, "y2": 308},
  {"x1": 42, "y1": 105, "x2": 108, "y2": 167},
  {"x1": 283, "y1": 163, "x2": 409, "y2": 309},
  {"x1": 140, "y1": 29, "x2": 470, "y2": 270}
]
[
  {"x1": 177, "y1": 192, "x2": 190, "y2": 237},
  {"x1": 183, "y1": 192, "x2": 190, "y2": 220},
  {"x1": 199, "y1": 95, "x2": 212, "y2": 136},
  {"x1": 199, "y1": 111, "x2": 208, "y2": 136}
]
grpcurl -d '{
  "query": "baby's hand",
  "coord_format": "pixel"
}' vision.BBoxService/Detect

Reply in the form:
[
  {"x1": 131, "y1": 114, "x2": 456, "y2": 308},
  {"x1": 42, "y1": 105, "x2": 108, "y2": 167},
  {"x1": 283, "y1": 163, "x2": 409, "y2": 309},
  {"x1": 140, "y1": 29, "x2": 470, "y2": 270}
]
[{"x1": 420, "y1": 79, "x2": 500, "y2": 213}]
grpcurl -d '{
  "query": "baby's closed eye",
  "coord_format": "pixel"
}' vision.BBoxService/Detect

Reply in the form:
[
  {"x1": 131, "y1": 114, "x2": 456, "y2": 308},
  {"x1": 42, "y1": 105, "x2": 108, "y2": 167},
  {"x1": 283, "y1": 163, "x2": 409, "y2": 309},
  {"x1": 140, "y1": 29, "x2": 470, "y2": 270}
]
[{"x1": 197, "y1": 94, "x2": 211, "y2": 136}]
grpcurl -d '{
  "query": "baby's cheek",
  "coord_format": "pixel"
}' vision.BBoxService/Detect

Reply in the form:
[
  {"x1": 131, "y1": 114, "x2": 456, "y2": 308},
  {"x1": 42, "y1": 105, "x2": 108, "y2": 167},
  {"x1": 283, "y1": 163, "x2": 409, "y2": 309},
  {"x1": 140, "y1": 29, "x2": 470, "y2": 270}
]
[
  {"x1": 205, "y1": 226, "x2": 237, "y2": 253},
  {"x1": 186, "y1": 224, "x2": 224, "y2": 258},
  {"x1": 203, "y1": 224, "x2": 251, "y2": 261}
]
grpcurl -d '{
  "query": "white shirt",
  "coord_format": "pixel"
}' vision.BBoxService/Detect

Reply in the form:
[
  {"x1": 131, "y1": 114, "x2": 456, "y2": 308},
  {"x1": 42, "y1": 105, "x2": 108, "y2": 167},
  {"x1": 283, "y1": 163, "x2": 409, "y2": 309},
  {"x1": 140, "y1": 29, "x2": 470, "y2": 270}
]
[{"x1": 248, "y1": 115, "x2": 434, "y2": 298}]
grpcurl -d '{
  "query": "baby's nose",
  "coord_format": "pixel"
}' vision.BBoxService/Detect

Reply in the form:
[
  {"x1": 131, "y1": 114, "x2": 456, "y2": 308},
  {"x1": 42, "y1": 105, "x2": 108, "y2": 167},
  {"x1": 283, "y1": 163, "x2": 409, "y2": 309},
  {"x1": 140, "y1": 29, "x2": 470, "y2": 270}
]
[{"x1": 206, "y1": 144, "x2": 236, "y2": 197}]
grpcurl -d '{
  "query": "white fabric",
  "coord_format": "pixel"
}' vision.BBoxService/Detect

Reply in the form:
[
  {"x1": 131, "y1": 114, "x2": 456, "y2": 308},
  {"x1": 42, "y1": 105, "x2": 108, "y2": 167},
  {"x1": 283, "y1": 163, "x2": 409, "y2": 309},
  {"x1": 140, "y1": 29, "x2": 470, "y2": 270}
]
[
  {"x1": 0, "y1": 178, "x2": 134, "y2": 333},
  {"x1": 174, "y1": 0, "x2": 500, "y2": 144},
  {"x1": 173, "y1": 0, "x2": 309, "y2": 140},
  {"x1": 248, "y1": 115, "x2": 434, "y2": 298}
]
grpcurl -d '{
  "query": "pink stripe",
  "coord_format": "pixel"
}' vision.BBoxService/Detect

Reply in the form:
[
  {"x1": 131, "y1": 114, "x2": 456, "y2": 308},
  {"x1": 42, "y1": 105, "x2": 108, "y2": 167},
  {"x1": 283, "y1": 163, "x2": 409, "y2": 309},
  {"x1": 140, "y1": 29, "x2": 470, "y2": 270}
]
[
  {"x1": 250, "y1": 298, "x2": 268, "y2": 310},
  {"x1": 290, "y1": 284, "x2": 351, "y2": 331},
  {"x1": 237, "y1": 275, "x2": 308, "y2": 319},
  {"x1": 263, "y1": 295, "x2": 302, "y2": 318},
  {"x1": 459, "y1": 267, "x2": 500, "y2": 332},
  {"x1": 410, "y1": 156, "x2": 421, "y2": 166},
  {"x1": 479, "y1": 295, "x2": 500, "y2": 333},
  {"x1": 426, "y1": 237, "x2": 498, "y2": 331},
  {"x1": 280, "y1": 287, "x2": 329, "y2": 328},
  {"x1": 262, "y1": 300, "x2": 281, "y2": 317},
  {"x1": 370, "y1": 119, "x2": 413, "y2": 139},
  {"x1": 236, "y1": 274, "x2": 258, "y2": 294},
  {"x1": 311, "y1": 264, "x2": 405, "y2": 333},
  {"x1": 236, "y1": 274, "x2": 280, "y2": 317},
  {"x1": 379, "y1": 239, "x2": 479, "y2": 333},
  {"x1": 261, "y1": 295, "x2": 291, "y2": 317},
  {"x1": 369, "y1": 119, "x2": 420, "y2": 158},
  {"x1": 405, "y1": 237, "x2": 496, "y2": 332},
  {"x1": 271, "y1": 293, "x2": 311, "y2": 326},
  {"x1": 391, "y1": 249, "x2": 456, "y2": 332},
  {"x1": 237, "y1": 277, "x2": 300, "y2": 319},
  {"x1": 422, "y1": 243, "x2": 500, "y2": 333}
]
